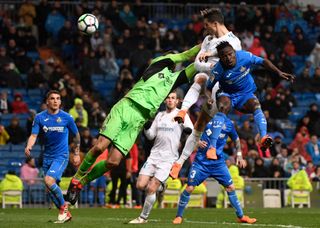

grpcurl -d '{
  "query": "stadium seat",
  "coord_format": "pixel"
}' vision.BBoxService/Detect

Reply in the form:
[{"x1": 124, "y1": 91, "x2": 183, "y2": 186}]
[
  {"x1": 161, "y1": 177, "x2": 182, "y2": 208},
  {"x1": 2, "y1": 190, "x2": 23, "y2": 208},
  {"x1": 291, "y1": 190, "x2": 311, "y2": 208},
  {"x1": 263, "y1": 189, "x2": 281, "y2": 208}
]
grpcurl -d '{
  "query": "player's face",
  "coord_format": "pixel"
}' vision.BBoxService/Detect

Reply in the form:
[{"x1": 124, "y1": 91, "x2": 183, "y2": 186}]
[
  {"x1": 46, "y1": 93, "x2": 61, "y2": 111},
  {"x1": 218, "y1": 46, "x2": 236, "y2": 68},
  {"x1": 165, "y1": 93, "x2": 178, "y2": 110},
  {"x1": 203, "y1": 18, "x2": 217, "y2": 36}
]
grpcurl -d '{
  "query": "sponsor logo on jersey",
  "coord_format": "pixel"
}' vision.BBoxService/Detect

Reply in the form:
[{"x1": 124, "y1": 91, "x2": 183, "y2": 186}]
[{"x1": 43, "y1": 125, "x2": 64, "y2": 133}]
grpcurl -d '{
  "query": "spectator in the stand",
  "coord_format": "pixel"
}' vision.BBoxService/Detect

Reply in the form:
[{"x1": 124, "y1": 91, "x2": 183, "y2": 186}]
[
  {"x1": 20, "y1": 157, "x2": 39, "y2": 185},
  {"x1": 45, "y1": 6, "x2": 65, "y2": 41},
  {"x1": 309, "y1": 36, "x2": 320, "y2": 67},
  {"x1": 306, "y1": 103, "x2": 320, "y2": 135},
  {"x1": 18, "y1": 0, "x2": 36, "y2": 27},
  {"x1": 295, "y1": 116, "x2": 312, "y2": 135},
  {"x1": 1, "y1": 63, "x2": 22, "y2": 88},
  {"x1": 311, "y1": 67, "x2": 320, "y2": 93},
  {"x1": 0, "y1": 124, "x2": 10, "y2": 145},
  {"x1": 7, "y1": 39, "x2": 19, "y2": 59},
  {"x1": 129, "y1": 42, "x2": 152, "y2": 76},
  {"x1": 262, "y1": 3, "x2": 275, "y2": 26},
  {"x1": 99, "y1": 50, "x2": 119, "y2": 76},
  {"x1": 0, "y1": 46, "x2": 14, "y2": 69},
  {"x1": 0, "y1": 91, "x2": 10, "y2": 114},
  {"x1": 276, "y1": 144, "x2": 289, "y2": 173},
  {"x1": 89, "y1": 101, "x2": 106, "y2": 129},
  {"x1": 269, "y1": 97, "x2": 289, "y2": 119},
  {"x1": 27, "y1": 63, "x2": 47, "y2": 89},
  {"x1": 69, "y1": 98, "x2": 88, "y2": 128},
  {"x1": 60, "y1": 88, "x2": 73, "y2": 111},
  {"x1": 290, "y1": 132, "x2": 310, "y2": 162},
  {"x1": 290, "y1": 161, "x2": 301, "y2": 176},
  {"x1": 310, "y1": 166, "x2": 320, "y2": 181},
  {"x1": 269, "y1": 157, "x2": 285, "y2": 178},
  {"x1": 252, "y1": 157, "x2": 269, "y2": 178},
  {"x1": 238, "y1": 120, "x2": 255, "y2": 141},
  {"x1": 294, "y1": 33, "x2": 312, "y2": 56},
  {"x1": 119, "y1": 3, "x2": 137, "y2": 29},
  {"x1": 90, "y1": 32, "x2": 103, "y2": 52},
  {"x1": 260, "y1": 32, "x2": 277, "y2": 57},
  {"x1": 80, "y1": 128, "x2": 93, "y2": 155},
  {"x1": 306, "y1": 135, "x2": 320, "y2": 166},
  {"x1": 275, "y1": 26, "x2": 291, "y2": 49},
  {"x1": 11, "y1": 93, "x2": 29, "y2": 114},
  {"x1": 283, "y1": 39, "x2": 296, "y2": 56},
  {"x1": 182, "y1": 22, "x2": 198, "y2": 48},
  {"x1": 248, "y1": 37, "x2": 268, "y2": 58},
  {"x1": 235, "y1": 3, "x2": 250, "y2": 33},
  {"x1": 48, "y1": 65, "x2": 63, "y2": 89},
  {"x1": 270, "y1": 134, "x2": 284, "y2": 157},
  {"x1": 14, "y1": 47, "x2": 33, "y2": 74},
  {"x1": 36, "y1": 0, "x2": 51, "y2": 46},
  {"x1": 5, "y1": 116, "x2": 27, "y2": 144},
  {"x1": 114, "y1": 36, "x2": 130, "y2": 59},
  {"x1": 132, "y1": 0, "x2": 148, "y2": 21},
  {"x1": 22, "y1": 28, "x2": 37, "y2": 52},
  {"x1": 305, "y1": 161, "x2": 315, "y2": 179},
  {"x1": 116, "y1": 69, "x2": 135, "y2": 98}
]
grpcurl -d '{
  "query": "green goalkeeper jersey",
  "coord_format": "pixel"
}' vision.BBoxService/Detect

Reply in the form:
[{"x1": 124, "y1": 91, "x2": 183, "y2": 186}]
[{"x1": 125, "y1": 45, "x2": 200, "y2": 117}]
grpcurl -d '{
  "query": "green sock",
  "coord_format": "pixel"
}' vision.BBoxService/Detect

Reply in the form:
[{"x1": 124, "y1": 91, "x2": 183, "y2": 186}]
[
  {"x1": 80, "y1": 160, "x2": 109, "y2": 186},
  {"x1": 74, "y1": 151, "x2": 97, "y2": 180}
]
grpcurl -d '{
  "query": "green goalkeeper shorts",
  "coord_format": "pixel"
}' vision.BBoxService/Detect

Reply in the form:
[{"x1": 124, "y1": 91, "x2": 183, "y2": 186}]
[{"x1": 99, "y1": 98, "x2": 149, "y2": 155}]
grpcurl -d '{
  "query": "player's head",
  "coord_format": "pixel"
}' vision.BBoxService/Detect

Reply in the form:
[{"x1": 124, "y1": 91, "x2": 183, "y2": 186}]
[
  {"x1": 46, "y1": 90, "x2": 61, "y2": 112},
  {"x1": 165, "y1": 90, "x2": 179, "y2": 111},
  {"x1": 200, "y1": 8, "x2": 224, "y2": 36},
  {"x1": 216, "y1": 41, "x2": 236, "y2": 68}
]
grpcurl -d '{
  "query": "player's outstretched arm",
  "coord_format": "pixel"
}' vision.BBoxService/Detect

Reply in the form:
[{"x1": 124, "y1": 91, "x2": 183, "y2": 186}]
[
  {"x1": 25, "y1": 134, "x2": 37, "y2": 158},
  {"x1": 167, "y1": 44, "x2": 201, "y2": 64},
  {"x1": 263, "y1": 59, "x2": 295, "y2": 83},
  {"x1": 234, "y1": 137, "x2": 246, "y2": 168}
]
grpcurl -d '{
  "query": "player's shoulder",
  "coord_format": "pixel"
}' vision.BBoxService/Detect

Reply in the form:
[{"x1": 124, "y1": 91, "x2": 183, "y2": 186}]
[
  {"x1": 35, "y1": 110, "x2": 46, "y2": 118},
  {"x1": 59, "y1": 110, "x2": 74, "y2": 120}
]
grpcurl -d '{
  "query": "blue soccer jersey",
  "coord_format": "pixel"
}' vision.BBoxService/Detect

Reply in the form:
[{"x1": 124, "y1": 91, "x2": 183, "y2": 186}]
[
  {"x1": 31, "y1": 110, "x2": 78, "y2": 160},
  {"x1": 194, "y1": 117, "x2": 238, "y2": 166},
  {"x1": 207, "y1": 50, "x2": 264, "y2": 94}
]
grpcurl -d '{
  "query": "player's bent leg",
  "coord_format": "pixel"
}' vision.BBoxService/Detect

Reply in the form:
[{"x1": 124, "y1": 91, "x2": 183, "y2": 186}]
[
  {"x1": 136, "y1": 175, "x2": 151, "y2": 191},
  {"x1": 173, "y1": 185, "x2": 195, "y2": 224},
  {"x1": 174, "y1": 73, "x2": 208, "y2": 123}
]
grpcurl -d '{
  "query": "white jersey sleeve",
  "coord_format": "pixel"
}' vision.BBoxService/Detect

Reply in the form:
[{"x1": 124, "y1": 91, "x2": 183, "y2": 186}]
[
  {"x1": 144, "y1": 113, "x2": 160, "y2": 140},
  {"x1": 183, "y1": 113, "x2": 194, "y2": 131}
]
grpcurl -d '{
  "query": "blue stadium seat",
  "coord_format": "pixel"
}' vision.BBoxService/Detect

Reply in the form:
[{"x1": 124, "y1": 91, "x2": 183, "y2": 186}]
[
  {"x1": 26, "y1": 51, "x2": 40, "y2": 62},
  {"x1": 11, "y1": 144, "x2": 26, "y2": 152},
  {"x1": 13, "y1": 88, "x2": 28, "y2": 97},
  {"x1": 91, "y1": 74, "x2": 104, "y2": 81},
  {"x1": 28, "y1": 89, "x2": 42, "y2": 96},
  {"x1": 0, "y1": 144, "x2": 11, "y2": 152}
]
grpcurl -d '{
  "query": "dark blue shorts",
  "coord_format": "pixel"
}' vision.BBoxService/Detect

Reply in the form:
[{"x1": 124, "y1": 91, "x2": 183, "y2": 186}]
[{"x1": 187, "y1": 161, "x2": 233, "y2": 187}]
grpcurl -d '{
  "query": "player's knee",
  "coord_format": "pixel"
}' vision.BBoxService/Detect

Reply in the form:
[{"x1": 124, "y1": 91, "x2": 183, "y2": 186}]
[
  {"x1": 106, "y1": 158, "x2": 119, "y2": 168},
  {"x1": 186, "y1": 185, "x2": 195, "y2": 193},
  {"x1": 194, "y1": 73, "x2": 208, "y2": 85},
  {"x1": 225, "y1": 185, "x2": 235, "y2": 192},
  {"x1": 44, "y1": 175, "x2": 55, "y2": 186},
  {"x1": 136, "y1": 181, "x2": 146, "y2": 191}
]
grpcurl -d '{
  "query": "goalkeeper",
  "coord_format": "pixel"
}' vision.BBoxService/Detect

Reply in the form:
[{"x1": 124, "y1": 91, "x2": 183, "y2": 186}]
[{"x1": 66, "y1": 45, "x2": 200, "y2": 205}]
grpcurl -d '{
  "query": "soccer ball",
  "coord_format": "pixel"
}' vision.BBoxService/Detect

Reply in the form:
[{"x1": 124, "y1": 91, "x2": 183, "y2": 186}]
[{"x1": 77, "y1": 13, "x2": 99, "y2": 35}]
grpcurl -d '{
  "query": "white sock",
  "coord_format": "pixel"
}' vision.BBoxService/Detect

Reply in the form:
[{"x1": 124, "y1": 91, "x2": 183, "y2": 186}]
[
  {"x1": 140, "y1": 193, "x2": 156, "y2": 219},
  {"x1": 177, "y1": 129, "x2": 201, "y2": 165},
  {"x1": 181, "y1": 82, "x2": 202, "y2": 110}
]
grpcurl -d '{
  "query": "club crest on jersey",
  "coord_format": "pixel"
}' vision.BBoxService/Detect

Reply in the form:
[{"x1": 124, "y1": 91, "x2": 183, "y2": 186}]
[
  {"x1": 240, "y1": 66, "x2": 246, "y2": 72},
  {"x1": 56, "y1": 117, "x2": 62, "y2": 123},
  {"x1": 206, "y1": 129, "x2": 212, "y2": 136}
]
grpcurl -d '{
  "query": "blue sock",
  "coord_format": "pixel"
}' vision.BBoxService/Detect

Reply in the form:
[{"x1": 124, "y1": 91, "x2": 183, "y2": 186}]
[
  {"x1": 98, "y1": 190, "x2": 105, "y2": 206},
  {"x1": 210, "y1": 112, "x2": 227, "y2": 147},
  {"x1": 176, "y1": 190, "x2": 191, "y2": 217},
  {"x1": 253, "y1": 109, "x2": 267, "y2": 137},
  {"x1": 49, "y1": 183, "x2": 65, "y2": 208},
  {"x1": 88, "y1": 189, "x2": 94, "y2": 206},
  {"x1": 227, "y1": 191, "x2": 243, "y2": 218},
  {"x1": 48, "y1": 191, "x2": 60, "y2": 209}
]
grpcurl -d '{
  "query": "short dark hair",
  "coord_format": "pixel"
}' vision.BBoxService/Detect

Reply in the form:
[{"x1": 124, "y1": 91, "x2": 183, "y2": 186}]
[
  {"x1": 46, "y1": 90, "x2": 60, "y2": 100},
  {"x1": 216, "y1": 41, "x2": 233, "y2": 53},
  {"x1": 200, "y1": 8, "x2": 224, "y2": 24}
]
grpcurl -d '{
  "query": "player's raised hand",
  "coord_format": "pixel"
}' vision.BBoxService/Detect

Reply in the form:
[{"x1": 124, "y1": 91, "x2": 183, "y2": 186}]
[
  {"x1": 198, "y1": 140, "x2": 207, "y2": 149},
  {"x1": 278, "y1": 71, "x2": 295, "y2": 83},
  {"x1": 199, "y1": 52, "x2": 212, "y2": 62},
  {"x1": 236, "y1": 155, "x2": 247, "y2": 168}
]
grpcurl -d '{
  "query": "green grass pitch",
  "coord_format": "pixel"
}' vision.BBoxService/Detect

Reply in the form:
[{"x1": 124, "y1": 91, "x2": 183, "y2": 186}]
[{"x1": 1, "y1": 208, "x2": 320, "y2": 228}]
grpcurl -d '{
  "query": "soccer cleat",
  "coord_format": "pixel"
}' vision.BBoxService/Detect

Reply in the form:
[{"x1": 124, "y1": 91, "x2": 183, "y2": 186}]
[
  {"x1": 206, "y1": 148, "x2": 217, "y2": 160},
  {"x1": 237, "y1": 215, "x2": 257, "y2": 224},
  {"x1": 54, "y1": 211, "x2": 72, "y2": 223},
  {"x1": 260, "y1": 135, "x2": 273, "y2": 152},
  {"x1": 58, "y1": 203, "x2": 70, "y2": 221},
  {"x1": 66, "y1": 178, "x2": 83, "y2": 205},
  {"x1": 128, "y1": 217, "x2": 148, "y2": 224},
  {"x1": 133, "y1": 205, "x2": 142, "y2": 209},
  {"x1": 174, "y1": 110, "x2": 187, "y2": 124},
  {"x1": 170, "y1": 162, "x2": 182, "y2": 179},
  {"x1": 172, "y1": 216, "x2": 183, "y2": 224}
]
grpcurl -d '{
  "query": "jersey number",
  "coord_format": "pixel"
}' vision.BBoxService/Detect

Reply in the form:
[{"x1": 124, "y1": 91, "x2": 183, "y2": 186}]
[{"x1": 190, "y1": 170, "x2": 197, "y2": 178}]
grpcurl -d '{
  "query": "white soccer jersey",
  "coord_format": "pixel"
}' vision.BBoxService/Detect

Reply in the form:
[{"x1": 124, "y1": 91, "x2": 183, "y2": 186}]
[
  {"x1": 194, "y1": 32, "x2": 242, "y2": 74},
  {"x1": 144, "y1": 108, "x2": 194, "y2": 162}
]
